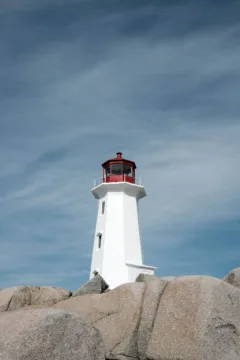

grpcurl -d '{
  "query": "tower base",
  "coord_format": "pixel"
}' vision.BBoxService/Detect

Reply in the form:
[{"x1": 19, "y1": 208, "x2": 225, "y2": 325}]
[{"x1": 126, "y1": 263, "x2": 157, "y2": 284}]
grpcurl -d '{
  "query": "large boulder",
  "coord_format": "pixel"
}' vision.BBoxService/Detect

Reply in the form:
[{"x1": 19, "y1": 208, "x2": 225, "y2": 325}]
[
  {"x1": 73, "y1": 274, "x2": 109, "y2": 297},
  {"x1": 161, "y1": 276, "x2": 177, "y2": 282},
  {"x1": 146, "y1": 275, "x2": 240, "y2": 360},
  {"x1": 0, "y1": 308, "x2": 105, "y2": 360},
  {"x1": 137, "y1": 278, "x2": 168, "y2": 360},
  {"x1": 135, "y1": 273, "x2": 160, "y2": 283},
  {"x1": 2, "y1": 275, "x2": 240, "y2": 360},
  {"x1": 54, "y1": 282, "x2": 146, "y2": 359},
  {"x1": 224, "y1": 267, "x2": 240, "y2": 289},
  {"x1": 0, "y1": 286, "x2": 71, "y2": 312}
]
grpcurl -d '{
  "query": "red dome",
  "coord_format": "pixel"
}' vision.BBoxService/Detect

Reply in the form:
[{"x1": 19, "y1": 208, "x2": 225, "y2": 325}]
[
  {"x1": 102, "y1": 152, "x2": 136, "y2": 168},
  {"x1": 102, "y1": 152, "x2": 136, "y2": 184}
]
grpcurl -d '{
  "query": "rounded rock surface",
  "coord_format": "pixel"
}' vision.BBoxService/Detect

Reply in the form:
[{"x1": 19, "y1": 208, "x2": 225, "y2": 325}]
[
  {"x1": 0, "y1": 308, "x2": 105, "y2": 360},
  {"x1": 224, "y1": 267, "x2": 240, "y2": 289},
  {"x1": 0, "y1": 286, "x2": 71, "y2": 312}
]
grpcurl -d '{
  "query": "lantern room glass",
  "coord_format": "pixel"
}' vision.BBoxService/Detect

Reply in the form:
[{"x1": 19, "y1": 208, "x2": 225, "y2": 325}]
[
  {"x1": 111, "y1": 164, "x2": 122, "y2": 175},
  {"x1": 104, "y1": 166, "x2": 110, "y2": 178},
  {"x1": 103, "y1": 163, "x2": 134, "y2": 180},
  {"x1": 123, "y1": 164, "x2": 133, "y2": 177}
]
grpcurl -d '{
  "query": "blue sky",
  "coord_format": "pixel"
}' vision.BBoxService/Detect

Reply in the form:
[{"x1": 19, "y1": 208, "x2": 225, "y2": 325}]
[{"x1": 0, "y1": 0, "x2": 240, "y2": 290}]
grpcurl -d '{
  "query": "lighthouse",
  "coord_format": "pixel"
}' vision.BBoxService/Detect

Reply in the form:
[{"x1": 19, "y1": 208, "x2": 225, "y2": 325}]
[{"x1": 90, "y1": 152, "x2": 156, "y2": 289}]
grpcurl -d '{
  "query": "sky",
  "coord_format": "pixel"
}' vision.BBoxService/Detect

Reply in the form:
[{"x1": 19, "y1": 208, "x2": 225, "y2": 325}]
[{"x1": 0, "y1": 0, "x2": 240, "y2": 290}]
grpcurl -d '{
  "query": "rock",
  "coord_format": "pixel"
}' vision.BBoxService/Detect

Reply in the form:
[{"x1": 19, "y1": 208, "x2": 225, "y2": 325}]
[
  {"x1": 0, "y1": 308, "x2": 105, "y2": 360},
  {"x1": 161, "y1": 276, "x2": 177, "y2": 281},
  {"x1": 73, "y1": 274, "x2": 109, "y2": 296},
  {"x1": 54, "y1": 282, "x2": 146, "y2": 359},
  {"x1": 103, "y1": 288, "x2": 111, "y2": 293},
  {"x1": 0, "y1": 286, "x2": 71, "y2": 312},
  {"x1": 135, "y1": 273, "x2": 160, "y2": 283},
  {"x1": 137, "y1": 278, "x2": 168, "y2": 360},
  {"x1": 224, "y1": 267, "x2": 240, "y2": 289},
  {"x1": 2, "y1": 275, "x2": 240, "y2": 360},
  {"x1": 146, "y1": 275, "x2": 240, "y2": 360},
  {"x1": 0, "y1": 287, "x2": 19, "y2": 312}
]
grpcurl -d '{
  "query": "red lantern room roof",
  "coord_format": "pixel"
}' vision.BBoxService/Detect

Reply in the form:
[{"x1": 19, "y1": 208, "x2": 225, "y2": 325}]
[{"x1": 102, "y1": 152, "x2": 136, "y2": 169}]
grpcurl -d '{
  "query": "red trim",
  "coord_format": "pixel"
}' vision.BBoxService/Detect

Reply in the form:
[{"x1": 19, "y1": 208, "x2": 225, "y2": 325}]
[
  {"x1": 104, "y1": 175, "x2": 135, "y2": 184},
  {"x1": 102, "y1": 159, "x2": 136, "y2": 168}
]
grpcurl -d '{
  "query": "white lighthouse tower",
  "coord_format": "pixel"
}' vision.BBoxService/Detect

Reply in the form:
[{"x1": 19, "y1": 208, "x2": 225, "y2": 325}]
[{"x1": 90, "y1": 152, "x2": 156, "y2": 289}]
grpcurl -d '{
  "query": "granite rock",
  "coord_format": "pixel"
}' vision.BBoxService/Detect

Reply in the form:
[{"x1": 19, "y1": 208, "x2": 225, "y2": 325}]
[
  {"x1": 137, "y1": 278, "x2": 168, "y2": 360},
  {"x1": 73, "y1": 274, "x2": 109, "y2": 297},
  {"x1": 0, "y1": 308, "x2": 105, "y2": 360},
  {"x1": 0, "y1": 286, "x2": 71, "y2": 312},
  {"x1": 147, "y1": 275, "x2": 240, "y2": 360},
  {"x1": 224, "y1": 267, "x2": 240, "y2": 289},
  {"x1": 135, "y1": 273, "x2": 160, "y2": 283},
  {"x1": 54, "y1": 282, "x2": 145, "y2": 359}
]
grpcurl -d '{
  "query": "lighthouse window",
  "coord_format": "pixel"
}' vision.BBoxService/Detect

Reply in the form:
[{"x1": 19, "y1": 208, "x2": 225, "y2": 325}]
[
  {"x1": 123, "y1": 164, "x2": 133, "y2": 177},
  {"x1": 98, "y1": 233, "x2": 102, "y2": 249},
  {"x1": 101, "y1": 201, "x2": 105, "y2": 214},
  {"x1": 111, "y1": 164, "x2": 122, "y2": 175}
]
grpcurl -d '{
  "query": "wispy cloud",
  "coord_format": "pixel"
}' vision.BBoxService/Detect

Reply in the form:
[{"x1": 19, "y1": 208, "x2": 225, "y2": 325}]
[{"x1": 0, "y1": 0, "x2": 239, "y2": 288}]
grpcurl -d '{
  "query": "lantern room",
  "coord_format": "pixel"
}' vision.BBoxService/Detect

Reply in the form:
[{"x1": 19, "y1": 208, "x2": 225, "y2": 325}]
[{"x1": 102, "y1": 152, "x2": 136, "y2": 184}]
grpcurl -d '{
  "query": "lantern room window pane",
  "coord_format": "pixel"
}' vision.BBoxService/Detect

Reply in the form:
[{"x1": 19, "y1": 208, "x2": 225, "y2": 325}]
[
  {"x1": 104, "y1": 166, "x2": 110, "y2": 177},
  {"x1": 123, "y1": 164, "x2": 133, "y2": 177},
  {"x1": 111, "y1": 164, "x2": 122, "y2": 175}
]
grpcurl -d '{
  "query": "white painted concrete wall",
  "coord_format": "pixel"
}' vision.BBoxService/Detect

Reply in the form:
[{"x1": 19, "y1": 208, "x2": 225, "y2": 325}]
[
  {"x1": 123, "y1": 193, "x2": 143, "y2": 265},
  {"x1": 101, "y1": 191, "x2": 127, "y2": 288},
  {"x1": 90, "y1": 182, "x2": 156, "y2": 289},
  {"x1": 89, "y1": 195, "x2": 106, "y2": 278},
  {"x1": 126, "y1": 263, "x2": 156, "y2": 282}
]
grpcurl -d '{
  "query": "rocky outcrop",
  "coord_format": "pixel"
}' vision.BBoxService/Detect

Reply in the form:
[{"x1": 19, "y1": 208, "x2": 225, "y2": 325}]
[
  {"x1": 136, "y1": 273, "x2": 176, "y2": 283},
  {"x1": 146, "y1": 275, "x2": 240, "y2": 360},
  {"x1": 135, "y1": 273, "x2": 160, "y2": 283},
  {"x1": 54, "y1": 282, "x2": 146, "y2": 359},
  {"x1": 161, "y1": 275, "x2": 177, "y2": 281},
  {"x1": 0, "y1": 286, "x2": 71, "y2": 312},
  {"x1": 73, "y1": 274, "x2": 109, "y2": 297},
  {"x1": 55, "y1": 275, "x2": 240, "y2": 360},
  {"x1": 1, "y1": 273, "x2": 240, "y2": 360},
  {"x1": 0, "y1": 308, "x2": 105, "y2": 360},
  {"x1": 224, "y1": 267, "x2": 240, "y2": 289},
  {"x1": 137, "y1": 278, "x2": 168, "y2": 360}
]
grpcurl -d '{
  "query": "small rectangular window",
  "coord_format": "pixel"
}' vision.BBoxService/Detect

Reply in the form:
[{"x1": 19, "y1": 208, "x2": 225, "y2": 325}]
[
  {"x1": 101, "y1": 201, "x2": 105, "y2": 214},
  {"x1": 98, "y1": 234, "x2": 102, "y2": 249}
]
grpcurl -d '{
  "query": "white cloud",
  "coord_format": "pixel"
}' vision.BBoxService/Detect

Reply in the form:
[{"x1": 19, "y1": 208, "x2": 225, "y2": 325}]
[
  {"x1": 139, "y1": 121, "x2": 240, "y2": 233},
  {"x1": 0, "y1": 1, "x2": 240, "y2": 286}
]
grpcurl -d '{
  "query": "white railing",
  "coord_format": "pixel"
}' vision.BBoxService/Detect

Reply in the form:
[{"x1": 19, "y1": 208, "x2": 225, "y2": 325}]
[
  {"x1": 93, "y1": 178, "x2": 103, "y2": 187},
  {"x1": 93, "y1": 176, "x2": 142, "y2": 188}
]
